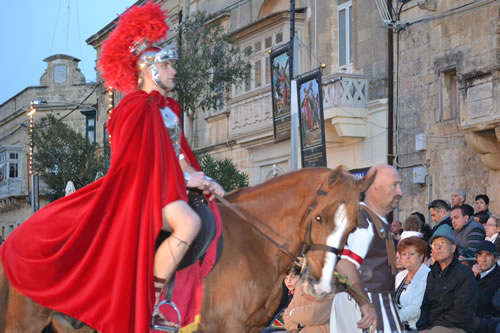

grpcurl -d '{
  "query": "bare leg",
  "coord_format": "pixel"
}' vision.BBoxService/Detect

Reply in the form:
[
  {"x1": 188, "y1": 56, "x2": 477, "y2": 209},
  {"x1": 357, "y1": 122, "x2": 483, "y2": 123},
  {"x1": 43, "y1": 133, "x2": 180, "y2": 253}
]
[
  {"x1": 151, "y1": 200, "x2": 200, "y2": 328},
  {"x1": 154, "y1": 200, "x2": 201, "y2": 284}
]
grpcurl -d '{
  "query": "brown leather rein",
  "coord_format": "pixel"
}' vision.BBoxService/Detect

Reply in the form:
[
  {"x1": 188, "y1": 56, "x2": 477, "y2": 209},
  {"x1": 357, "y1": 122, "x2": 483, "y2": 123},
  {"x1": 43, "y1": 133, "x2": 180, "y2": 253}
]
[{"x1": 212, "y1": 189, "x2": 342, "y2": 262}]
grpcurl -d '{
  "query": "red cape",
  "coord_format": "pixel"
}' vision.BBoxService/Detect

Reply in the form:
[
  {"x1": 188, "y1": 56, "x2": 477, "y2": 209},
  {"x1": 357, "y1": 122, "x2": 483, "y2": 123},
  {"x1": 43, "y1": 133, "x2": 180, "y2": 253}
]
[
  {"x1": 163, "y1": 99, "x2": 222, "y2": 327},
  {"x1": 0, "y1": 90, "x2": 187, "y2": 332}
]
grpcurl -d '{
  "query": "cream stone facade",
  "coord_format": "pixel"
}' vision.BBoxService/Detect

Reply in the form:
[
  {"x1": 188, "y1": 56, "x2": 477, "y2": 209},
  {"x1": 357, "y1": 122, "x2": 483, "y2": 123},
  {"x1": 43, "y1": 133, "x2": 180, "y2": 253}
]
[
  {"x1": 0, "y1": 54, "x2": 97, "y2": 240},
  {"x1": 393, "y1": 0, "x2": 500, "y2": 220},
  {"x1": 87, "y1": 0, "x2": 391, "y2": 186}
]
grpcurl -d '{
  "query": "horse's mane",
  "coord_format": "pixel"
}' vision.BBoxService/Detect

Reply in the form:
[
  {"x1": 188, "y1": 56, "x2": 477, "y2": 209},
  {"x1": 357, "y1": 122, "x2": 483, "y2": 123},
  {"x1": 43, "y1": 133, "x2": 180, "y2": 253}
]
[{"x1": 224, "y1": 168, "x2": 331, "y2": 202}]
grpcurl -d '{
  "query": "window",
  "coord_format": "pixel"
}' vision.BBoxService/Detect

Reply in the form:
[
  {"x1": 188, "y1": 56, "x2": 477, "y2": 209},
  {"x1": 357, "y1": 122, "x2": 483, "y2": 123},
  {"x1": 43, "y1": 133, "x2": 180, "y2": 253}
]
[
  {"x1": 265, "y1": 36, "x2": 272, "y2": 49},
  {"x1": 0, "y1": 148, "x2": 20, "y2": 181},
  {"x1": 254, "y1": 41, "x2": 261, "y2": 53},
  {"x1": 440, "y1": 69, "x2": 458, "y2": 121},
  {"x1": 255, "y1": 60, "x2": 262, "y2": 88},
  {"x1": 53, "y1": 65, "x2": 67, "y2": 83},
  {"x1": 245, "y1": 75, "x2": 251, "y2": 92},
  {"x1": 81, "y1": 109, "x2": 97, "y2": 143},
  {"x1": 276, "y1": 32, "x2": 283, "y2": 44},
  {"x1": 338, "y1": 0, "x2": 352, "y2": 68},
  {"x1": 9, "y1": 163, "x2": 18, "y2": 178}
]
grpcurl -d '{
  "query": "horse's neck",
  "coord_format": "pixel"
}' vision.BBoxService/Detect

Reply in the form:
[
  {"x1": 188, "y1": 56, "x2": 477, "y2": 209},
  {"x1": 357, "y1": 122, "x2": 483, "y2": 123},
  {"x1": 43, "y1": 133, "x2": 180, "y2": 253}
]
[{"x1": 227, "y1": 170, "x2": 325, "y2": 255}]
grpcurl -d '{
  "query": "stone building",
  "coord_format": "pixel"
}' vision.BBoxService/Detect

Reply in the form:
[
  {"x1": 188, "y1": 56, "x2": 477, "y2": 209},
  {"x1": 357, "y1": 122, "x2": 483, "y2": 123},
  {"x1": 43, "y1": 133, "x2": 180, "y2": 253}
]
[
  {"x1": 88, "y1": 0, "x2": 391, "y2": 185},
  {"x1": 0, "y1": 54, "x2": 97, "y2": 240},
  {"x1": 393, "y1": 0, "x2": 500, "y2": 220}
]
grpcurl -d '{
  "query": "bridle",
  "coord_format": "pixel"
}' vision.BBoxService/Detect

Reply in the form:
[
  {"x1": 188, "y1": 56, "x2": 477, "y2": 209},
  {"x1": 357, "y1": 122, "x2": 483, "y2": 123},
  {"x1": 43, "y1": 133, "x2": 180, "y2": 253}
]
[{"x1": 212, "y1": 182, "x2": 344, "y2": 264}]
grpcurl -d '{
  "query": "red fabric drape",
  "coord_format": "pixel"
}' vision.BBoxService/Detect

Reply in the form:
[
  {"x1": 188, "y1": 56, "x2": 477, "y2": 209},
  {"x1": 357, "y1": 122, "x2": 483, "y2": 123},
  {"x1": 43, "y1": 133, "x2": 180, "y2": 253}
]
[{"x1": 0, "y1": 90, "x2": 187, "y2": 333}]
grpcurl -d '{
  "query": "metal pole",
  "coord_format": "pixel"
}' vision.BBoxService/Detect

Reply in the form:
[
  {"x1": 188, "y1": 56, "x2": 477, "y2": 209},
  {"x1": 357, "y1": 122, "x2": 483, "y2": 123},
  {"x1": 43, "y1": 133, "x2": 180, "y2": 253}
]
[
  {"x1": 387, "y1": 0, "x2": 394, "y2": 166},
  {"x1": 290, "y1": 0, "x2": 299, "y2": 170},
  {"x1": 289, "y1": 0, "x2": 295, "y2": 81}
]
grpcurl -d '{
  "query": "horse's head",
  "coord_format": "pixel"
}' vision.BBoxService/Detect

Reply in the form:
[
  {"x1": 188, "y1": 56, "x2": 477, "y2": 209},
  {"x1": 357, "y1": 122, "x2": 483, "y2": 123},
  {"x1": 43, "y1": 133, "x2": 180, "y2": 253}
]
[{"x1": 299, "y1": 166, "x2": 374, "y2": 297}]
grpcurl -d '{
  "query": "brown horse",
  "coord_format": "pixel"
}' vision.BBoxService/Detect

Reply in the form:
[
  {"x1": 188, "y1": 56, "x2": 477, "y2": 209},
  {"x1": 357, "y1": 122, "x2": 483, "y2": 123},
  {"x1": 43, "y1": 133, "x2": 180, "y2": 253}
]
[
  {"x1": 0, "y1": 166, "x2": 370, "y2": 332},
  {"x1": 198, "y1": 166, "x2": 369, "y2": 332}
]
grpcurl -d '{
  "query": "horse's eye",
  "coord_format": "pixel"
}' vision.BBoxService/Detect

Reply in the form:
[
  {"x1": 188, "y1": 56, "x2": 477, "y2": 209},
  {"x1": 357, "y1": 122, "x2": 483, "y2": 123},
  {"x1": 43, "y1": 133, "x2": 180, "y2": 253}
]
[{"x1": 315, "y1": 215, "x2": 322, "y2": 223}]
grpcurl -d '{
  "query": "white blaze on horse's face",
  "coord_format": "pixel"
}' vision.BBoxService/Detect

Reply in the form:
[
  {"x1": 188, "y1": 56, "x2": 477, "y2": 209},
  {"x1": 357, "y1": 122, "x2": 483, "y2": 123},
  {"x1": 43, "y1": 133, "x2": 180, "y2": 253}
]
[{"x1": 310, "y1": 203, "x2": 349, "y2": 296}]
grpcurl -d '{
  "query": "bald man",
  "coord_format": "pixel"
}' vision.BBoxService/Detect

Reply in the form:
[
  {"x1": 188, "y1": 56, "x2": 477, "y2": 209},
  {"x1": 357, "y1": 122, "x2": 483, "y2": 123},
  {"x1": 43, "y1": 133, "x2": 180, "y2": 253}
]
[{"x1": 331, "y1": 165, "x2": 404, "y2": 333}]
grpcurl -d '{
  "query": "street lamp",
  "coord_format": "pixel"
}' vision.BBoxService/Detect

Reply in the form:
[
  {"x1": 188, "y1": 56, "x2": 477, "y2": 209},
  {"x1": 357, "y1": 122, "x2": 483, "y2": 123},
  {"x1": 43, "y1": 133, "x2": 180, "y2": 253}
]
[
  {"x1": 27, "y1": 99, "x2": 46, "y2": 213},
  {"x1": 27, "y1": 101, "x2": 38, "y2": 175}
]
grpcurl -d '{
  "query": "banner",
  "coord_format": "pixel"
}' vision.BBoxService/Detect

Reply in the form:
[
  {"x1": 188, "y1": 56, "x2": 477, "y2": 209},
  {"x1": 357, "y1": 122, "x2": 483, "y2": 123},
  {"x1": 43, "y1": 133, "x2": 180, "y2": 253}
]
[
  {"x1": 270, "y1": 44, "x2": 291, "y2": 142},
  {"x1": 297, "y1": 70, "x2": 326, "y2": 168}
]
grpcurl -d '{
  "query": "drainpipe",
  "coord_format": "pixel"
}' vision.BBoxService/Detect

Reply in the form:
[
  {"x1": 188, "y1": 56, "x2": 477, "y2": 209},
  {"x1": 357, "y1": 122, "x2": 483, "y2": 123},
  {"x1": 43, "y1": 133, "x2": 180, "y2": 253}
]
[{"x1": 387, "y1": 0, "x2": 394, "y2": 166}]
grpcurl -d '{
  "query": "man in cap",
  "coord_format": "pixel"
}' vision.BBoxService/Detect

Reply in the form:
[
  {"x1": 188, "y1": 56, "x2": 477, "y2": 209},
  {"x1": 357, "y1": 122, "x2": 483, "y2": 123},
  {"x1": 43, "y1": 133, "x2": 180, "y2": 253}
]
[
  {"x1": 416, "y1": 226, "x2": 479, "y2": 333},
  {"x1": 472, "y1": 241, "x2": 500, "y2": 332}
]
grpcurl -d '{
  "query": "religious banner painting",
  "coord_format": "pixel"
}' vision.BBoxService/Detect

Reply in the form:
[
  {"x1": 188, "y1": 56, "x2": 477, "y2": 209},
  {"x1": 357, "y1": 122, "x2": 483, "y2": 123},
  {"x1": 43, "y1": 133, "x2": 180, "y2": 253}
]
[
  {"x1": 297, "y1": 71, "x2": 326, "y2": 168},
  {"x1": 270, "y1": 44, "x2": 291, "y2": 142}
]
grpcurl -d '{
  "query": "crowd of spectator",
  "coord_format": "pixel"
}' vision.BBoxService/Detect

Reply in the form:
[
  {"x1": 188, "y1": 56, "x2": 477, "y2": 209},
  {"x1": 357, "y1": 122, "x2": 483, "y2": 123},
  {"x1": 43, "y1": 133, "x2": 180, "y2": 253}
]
[
  {"x1": 393, "y1": 190, "x2": 500, "y2": 333},
  {"x1": 262, "y1": 183, "x2": 499, "y2": 333}
]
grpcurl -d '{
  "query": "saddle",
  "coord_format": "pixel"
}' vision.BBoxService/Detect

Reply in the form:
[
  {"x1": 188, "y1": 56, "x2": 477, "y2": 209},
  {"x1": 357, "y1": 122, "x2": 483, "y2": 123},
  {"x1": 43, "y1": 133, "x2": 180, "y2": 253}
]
[{"x1": 155, "y1": 189, "x2": 222, "y2": 270}]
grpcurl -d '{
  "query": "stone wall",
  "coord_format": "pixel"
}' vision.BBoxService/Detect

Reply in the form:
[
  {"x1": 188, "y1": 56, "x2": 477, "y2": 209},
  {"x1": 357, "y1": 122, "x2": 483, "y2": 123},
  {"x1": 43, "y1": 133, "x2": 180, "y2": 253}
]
[{"x1": 395, "y1": 0, "x2": 500, "y2": 221}]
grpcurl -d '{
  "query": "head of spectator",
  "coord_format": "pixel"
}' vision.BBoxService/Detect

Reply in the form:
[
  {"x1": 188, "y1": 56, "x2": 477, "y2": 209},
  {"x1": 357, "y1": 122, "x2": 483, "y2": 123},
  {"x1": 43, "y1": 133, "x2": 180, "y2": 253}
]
[
  {"x1": 284, "y1": 264, "x2": 301, "y2": 294},
  {"x1": 391, "y1": 220, "x2": 403, "y2": 237},
  {"x1": 395, "y1": 252, "x2": 405, "y2": 272},
  {"x1": 410, "y1": 211, "x2": 426, "y2": 225},
  {"x1": 461, "y1": 204, "x2": 474, "y2": 219},
  {"x1": 485, "y1": 216, "x2": 500, "y2": 239},
  {"x1": 475, "y1": 240, "x2": 498, "y2": 273},
  {"x1": 430, "y1": 225, "x2": 457, "y2": 269},
  {"x1": 450, "y1": 205, "x2": 471, "y2": 231},
  {"x1": 475, "y1": 194, "x2": 489, "y2": 213},
  {"x1": 364, "y1": 164, "x2": 403, "y2": 217},
  {"x1": 398, "y1": 236, "x2": 427, "y2": 274},
  {"x1": 411, "y1": 211, "x2": 432, "y2": 241},
  {"x1": 473, "y1": 211, "x2": 490, "y2": 226},
  {"x1": 428, "y1": 199, "x2": 451, "y2": 224},
  {"x1": 451, "y1": 189, "x2": 466, "y2": 206},
  {"x1": 403, "y1": 215, "x2": 423, "y2": 233}
]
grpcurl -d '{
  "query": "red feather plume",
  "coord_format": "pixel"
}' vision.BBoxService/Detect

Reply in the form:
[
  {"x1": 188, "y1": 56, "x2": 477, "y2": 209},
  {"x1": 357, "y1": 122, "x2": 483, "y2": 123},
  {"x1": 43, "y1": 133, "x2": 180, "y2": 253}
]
[{"x1": 98, "y1": 1, "x2": 169, "y2": 93}]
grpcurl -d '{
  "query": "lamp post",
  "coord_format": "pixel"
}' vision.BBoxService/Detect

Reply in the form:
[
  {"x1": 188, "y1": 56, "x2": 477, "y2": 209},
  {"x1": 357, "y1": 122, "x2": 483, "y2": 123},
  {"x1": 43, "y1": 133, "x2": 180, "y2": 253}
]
[
  {"x1": 27, "y1": 100, "x2": 44, "y2": 213},
  {"x1": 27, "y1": 101, "x2": 36, "y2": 175}
]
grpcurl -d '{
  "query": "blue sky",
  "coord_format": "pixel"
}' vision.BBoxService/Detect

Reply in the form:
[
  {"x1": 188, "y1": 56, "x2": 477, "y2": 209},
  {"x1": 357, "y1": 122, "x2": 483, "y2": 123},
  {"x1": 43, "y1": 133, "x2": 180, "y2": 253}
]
[{"x1": 0, "y1": 0, "x2": 136, "y2": 104}]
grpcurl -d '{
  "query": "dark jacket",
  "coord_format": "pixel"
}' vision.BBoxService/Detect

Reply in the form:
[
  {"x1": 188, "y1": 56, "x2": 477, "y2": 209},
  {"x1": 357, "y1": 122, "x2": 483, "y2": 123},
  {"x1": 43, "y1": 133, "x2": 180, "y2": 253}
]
[
  {"x1": 454, "y1": 218, "x2": 486, "y2": 258},
  {"x1": 476, "y1": 264, "x2": 500, "y2": 318},
  {"x1": 416, "y1": 257, "x2": 479, "y2": 333}
]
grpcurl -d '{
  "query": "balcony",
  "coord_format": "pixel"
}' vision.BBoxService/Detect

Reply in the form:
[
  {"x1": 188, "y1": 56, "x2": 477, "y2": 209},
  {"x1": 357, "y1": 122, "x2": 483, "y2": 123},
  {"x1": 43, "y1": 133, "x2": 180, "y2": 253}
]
[
  {"x1": 0, "y1": 179, "x2": 22, "y2": 200},
  {"x1": 322, "y1": 73, "x2": 369, "y2": 138}
]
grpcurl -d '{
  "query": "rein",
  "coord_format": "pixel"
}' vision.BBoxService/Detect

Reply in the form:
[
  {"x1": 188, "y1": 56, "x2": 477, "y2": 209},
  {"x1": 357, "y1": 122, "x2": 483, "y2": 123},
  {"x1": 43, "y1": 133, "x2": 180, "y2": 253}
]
[
  {"x1": 212, "y1": 184, "x2": 342, "y2": 261},
  {"x1": 213, "y1": 193, "x2": 297, "y2": 261}
]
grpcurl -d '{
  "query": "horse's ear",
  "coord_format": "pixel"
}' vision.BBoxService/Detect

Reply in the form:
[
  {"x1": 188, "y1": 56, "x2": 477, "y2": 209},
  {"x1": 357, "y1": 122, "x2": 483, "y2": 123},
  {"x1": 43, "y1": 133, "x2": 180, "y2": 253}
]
[
  {"x1": 357, "y1": 170, "x2": 376, "y2": 193},
  {"x1": 328, "y1": 166, "x2": 347, "y2": 185}
]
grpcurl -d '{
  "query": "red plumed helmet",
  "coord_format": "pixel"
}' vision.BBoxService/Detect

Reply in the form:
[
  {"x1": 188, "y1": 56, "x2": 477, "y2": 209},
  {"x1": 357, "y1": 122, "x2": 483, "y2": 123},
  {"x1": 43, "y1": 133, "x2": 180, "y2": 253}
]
[{"x1": 98, "y1": 1, "x2": 169, "y2": 93}]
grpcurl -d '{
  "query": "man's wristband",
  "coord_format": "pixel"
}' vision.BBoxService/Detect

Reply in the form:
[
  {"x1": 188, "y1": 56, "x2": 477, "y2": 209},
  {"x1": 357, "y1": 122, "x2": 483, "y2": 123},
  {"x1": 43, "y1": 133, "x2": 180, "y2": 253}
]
[{"x1": 183, "y1": 172, "x2": 190, "y2": 186}]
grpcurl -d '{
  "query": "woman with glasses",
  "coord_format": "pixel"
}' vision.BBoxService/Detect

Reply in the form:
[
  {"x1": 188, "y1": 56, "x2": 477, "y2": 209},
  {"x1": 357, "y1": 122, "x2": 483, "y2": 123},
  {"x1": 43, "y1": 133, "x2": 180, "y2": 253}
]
[
  {"x1": 395, "y1": 236, "x2": 430, "y2": 331},
  {"x1": 485, "y1": 216, "x2": 500, "y2": 254}
]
